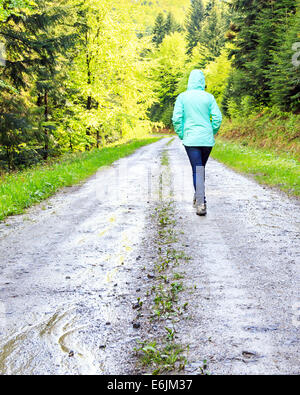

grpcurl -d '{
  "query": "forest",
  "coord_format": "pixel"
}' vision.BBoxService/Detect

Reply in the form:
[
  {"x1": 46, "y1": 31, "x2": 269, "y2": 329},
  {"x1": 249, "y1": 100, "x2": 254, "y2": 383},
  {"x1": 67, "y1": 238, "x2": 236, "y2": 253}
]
[{"x1": 0, "y1": 0, "x2": 299, "y2": 170}]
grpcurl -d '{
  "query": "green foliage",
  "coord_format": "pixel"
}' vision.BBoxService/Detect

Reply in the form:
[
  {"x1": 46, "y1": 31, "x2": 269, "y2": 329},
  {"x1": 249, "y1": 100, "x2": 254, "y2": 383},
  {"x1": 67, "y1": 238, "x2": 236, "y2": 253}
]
[
  {"x1": 227, "y1": 95, "x2": 262, "y2": 120},
  {"x1": 185, "y1": 0, "x2": 205, "y2": 55},
  {"x1": 149, "y1": 32, "x2": 187, "y2": 128},
  {"x1": 135, "y1": 0, "x2": 190, "y2": 25},
  {"x1": 152, "y1": 12, "x2": 166, "y2": 46},
  {"x1": 226, "y1": 0, "x2": 299, "y2": 113},
  {"x1": 134, "y1": 340, "x2": 185, "y2": 374},
  {"x1": 204, "y1": 44, "x2": 233, "y2": 105},
  {"x1": 198, "y1": 0, "x2": 228, "y2": 60},
  {"x1": 0, "y1": 0, "x2": 299, "y2": 171},
  {"x1": 0, "y1": 94, "x2": 33, "y2": 169},
  {"x1": 185, "y1": 0, "x2": 228, "y2": 60},
  {"x1": 0, "y1": 0, "x2": 77, "y2": 163},
  {"x1": 174, "y1": 3, "x2": 231, "y2": 112},
  {"x1": 152, "y1": 12, "x2": 182, "y2": 47},
  {"x1": 269, "y1": 5, "x2": 300, "y2": 111},
  {"x1": 0, "y1": 0, "x2": 159, "y2": 169},
  {"x1": 219, "y1": 108, "x2": 300, "y2": 159},
  {"x1": 0, "y1": 0, "x2": 33, "y2": 22}
]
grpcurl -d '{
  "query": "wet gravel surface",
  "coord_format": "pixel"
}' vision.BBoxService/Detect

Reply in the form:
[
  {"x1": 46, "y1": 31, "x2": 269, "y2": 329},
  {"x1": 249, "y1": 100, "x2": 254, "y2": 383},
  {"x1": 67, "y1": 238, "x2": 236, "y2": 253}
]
[
  {"x1": 0, "y1": 137, "x2": 299, "y2": 375},
  {"x1": 169, "y1": 140, "x2": 300, "y2": 375}
]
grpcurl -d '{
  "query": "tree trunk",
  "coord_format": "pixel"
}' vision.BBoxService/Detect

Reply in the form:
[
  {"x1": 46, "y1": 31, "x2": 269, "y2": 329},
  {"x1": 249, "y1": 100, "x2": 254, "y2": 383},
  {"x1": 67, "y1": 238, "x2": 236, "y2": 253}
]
[
  {"x1": 43, "y1": 91, "x2": 49, "y2": 160},
  {"x1": 96, "y1": 130, "x2": 100, "y2": 148},
  {"x1": 86, "y1": 41, "x2": 92, "y2": 151},
  {"x1": 6, "y1": 147, "x2": 13, "y2": 171},
  {"x1": 69, "y1": 135, "x2": 73, "y2": 152},
  {"x1": 87, "y1": 95, "x2": 92, "y2": 111},
  {"x1": 37, "y1": 94, "x2": 43, "y2": 107}
]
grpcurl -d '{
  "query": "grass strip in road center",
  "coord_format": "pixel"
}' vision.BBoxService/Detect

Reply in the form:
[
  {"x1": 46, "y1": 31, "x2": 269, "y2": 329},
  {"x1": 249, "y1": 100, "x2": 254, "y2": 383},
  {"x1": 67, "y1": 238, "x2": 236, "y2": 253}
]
[
  {"x1": 134, "y1": 148, "x2": 194, "y2": 375},
  {"x1": 0, "y1": 137, "x2": 163, "y2": 221}
]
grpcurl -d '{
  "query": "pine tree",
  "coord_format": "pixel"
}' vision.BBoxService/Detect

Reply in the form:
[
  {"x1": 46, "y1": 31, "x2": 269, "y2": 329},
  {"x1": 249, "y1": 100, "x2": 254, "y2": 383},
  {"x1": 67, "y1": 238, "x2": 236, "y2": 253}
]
[
  {"x1": 185, "y1": 0, "x2": 205, "y2": 55},
  {"x1": 33, "y1": 1, "x2": 76, "y2": 159},
  {"x1": 0, "y1": 0, "x2": 75, "y2": 161},
  {"x1": 204, "y1": 0, "x2": 214, "y2": 17},
  {"x1": 269, "y1": 3, "x2": 300, "y2": 111},
  {"x1": 164, "y1": 12, "x2": 182, "y2": 35},
  {"x1": 199, "y1": 1, "x2": 227, "y2": 60},
  {"x1": 152, "y1": 12, "x2": 166, "y2": 46},
  {"x1": 0, "y1": 94, "x2": 33, "y2": 170},
  {"x1": 227, "y1": 0, "x2": 297, "y2": 108},
  {"x1": 152, "y1": 11, "x2": 182, "y2": 47}
]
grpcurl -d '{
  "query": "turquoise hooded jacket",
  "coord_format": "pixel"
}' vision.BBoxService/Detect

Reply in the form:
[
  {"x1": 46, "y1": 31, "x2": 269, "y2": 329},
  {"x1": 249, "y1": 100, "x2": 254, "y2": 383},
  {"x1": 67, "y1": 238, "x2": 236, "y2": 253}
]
[{"x1": 172, "y1": 70, "x2": 222, "y2": 147}]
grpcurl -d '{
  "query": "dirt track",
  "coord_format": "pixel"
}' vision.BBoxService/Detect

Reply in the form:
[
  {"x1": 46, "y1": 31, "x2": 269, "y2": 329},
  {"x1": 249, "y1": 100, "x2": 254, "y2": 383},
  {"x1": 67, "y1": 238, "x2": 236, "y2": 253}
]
[{"x1": 0, "y1": 138, "x2": 299, "y2": 375}]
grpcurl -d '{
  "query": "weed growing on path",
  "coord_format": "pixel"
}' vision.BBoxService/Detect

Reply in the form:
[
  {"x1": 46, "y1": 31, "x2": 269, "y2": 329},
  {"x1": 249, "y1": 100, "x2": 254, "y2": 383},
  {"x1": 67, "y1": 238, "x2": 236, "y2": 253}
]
[{"x1": 134, "y1": 147, "x2": 192, "y2": 374}]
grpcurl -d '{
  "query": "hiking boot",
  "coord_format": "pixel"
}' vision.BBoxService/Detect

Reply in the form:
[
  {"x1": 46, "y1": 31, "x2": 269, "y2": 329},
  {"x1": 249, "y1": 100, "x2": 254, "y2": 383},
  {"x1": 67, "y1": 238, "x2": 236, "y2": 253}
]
[{"x1": 196, "y1": 203, "x2": 207, "y2": 216}]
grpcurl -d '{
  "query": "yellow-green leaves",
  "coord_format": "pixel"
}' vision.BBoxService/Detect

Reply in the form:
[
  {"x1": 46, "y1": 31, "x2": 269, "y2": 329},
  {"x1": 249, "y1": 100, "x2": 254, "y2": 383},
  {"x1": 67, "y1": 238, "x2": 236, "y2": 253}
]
[
  {"x1": 68, "y1": 0, "x2": 157, "y2": 143},
  {"x1": 205, "y1": 45, "x2": 233, "y2": 105}
]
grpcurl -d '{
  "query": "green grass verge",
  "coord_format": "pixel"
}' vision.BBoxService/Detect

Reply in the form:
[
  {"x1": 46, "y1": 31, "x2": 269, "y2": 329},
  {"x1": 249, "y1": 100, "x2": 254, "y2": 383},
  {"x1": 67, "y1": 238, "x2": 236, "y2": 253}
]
[
  {"x1": 0, "y1": 137, "x2": 162, "y2": 221},
  {"x1": 218, "y1": 111, "x2": 300, "y2": 160},
  {"x1": 212, "y1": 139, "x2": 300, "y2": 196}
]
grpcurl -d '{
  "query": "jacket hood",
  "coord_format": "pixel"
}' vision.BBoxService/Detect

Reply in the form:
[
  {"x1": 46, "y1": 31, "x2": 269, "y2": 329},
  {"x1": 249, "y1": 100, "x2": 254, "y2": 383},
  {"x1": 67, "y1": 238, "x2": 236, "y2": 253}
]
[{"x1": 187, "y1": 69, "x2": 205, "y2": 91}]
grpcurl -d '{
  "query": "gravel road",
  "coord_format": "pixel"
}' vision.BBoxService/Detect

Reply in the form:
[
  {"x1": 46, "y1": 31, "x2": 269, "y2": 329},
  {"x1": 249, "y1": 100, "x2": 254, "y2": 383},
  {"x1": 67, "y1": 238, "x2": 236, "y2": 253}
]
[{"x1": 0, "y1": 137, "x2": 299, "y2": 375}]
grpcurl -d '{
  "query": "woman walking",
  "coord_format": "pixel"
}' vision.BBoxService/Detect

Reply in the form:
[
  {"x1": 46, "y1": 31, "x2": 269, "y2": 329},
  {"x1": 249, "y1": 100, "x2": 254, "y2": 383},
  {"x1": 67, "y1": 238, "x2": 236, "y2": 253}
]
[{"x1": 172, "y1": 69, "x2": 222, "y2": 216}]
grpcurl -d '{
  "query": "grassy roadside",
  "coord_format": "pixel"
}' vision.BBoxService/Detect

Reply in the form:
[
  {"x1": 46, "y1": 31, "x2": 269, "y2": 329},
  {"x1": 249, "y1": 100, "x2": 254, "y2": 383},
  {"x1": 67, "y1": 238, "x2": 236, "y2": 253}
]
[
  {"x1": 212, "y1": 139, "x2": 300, "y2": 196},
  {"x1": 218, "y1": 111, "x2": 300, "y2": 160},
  {"x1": 0, "y1": 137, "x2": 162, "y2": 221}
]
